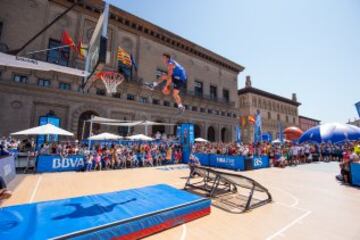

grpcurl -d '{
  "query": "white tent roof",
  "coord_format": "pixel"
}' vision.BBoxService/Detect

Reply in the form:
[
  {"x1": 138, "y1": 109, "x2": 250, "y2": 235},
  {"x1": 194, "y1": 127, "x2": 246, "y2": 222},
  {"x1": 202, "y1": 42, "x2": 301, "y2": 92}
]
[
  {"x1": 195, "y1": 137, "x2": 209, "y2": 142},
  {"x1": 0, "y1": 52, "x2": 86, "y2": 77},
  {"x1": 88, "y1": 132, "x2": 123, "y2": 140},
  {"x1": 87, "y1": 117, "x2": 175, "y2": 127},
  {"x1": 127, "y1": 134, "x2": 154, "y2": 141},
  {"x1": 89, "y1": 116, "x2": 129, "y2": 124},
  {"x1": 140, "y1": 121, "x2": 175, "y2": 126},
  {"x1": 11, "y1": 123, "x2": 74, "y2": 136},
  {"x1": 272, "y1": 139, "x2": 291, "y2": 144}
]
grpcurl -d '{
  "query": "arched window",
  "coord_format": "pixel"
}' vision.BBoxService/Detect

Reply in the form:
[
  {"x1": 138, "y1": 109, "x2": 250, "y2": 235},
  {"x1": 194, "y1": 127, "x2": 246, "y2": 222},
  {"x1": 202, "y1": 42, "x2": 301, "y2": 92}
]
[
  {"x1": 194, "y1": 124, "x2": 201, "y2": 138},
  {"x1": 78, "y1": 111, "x2": 99, "y2": 140},
  {"x1": 207, "y1": 126, "x2": 216, "y2": 142}
]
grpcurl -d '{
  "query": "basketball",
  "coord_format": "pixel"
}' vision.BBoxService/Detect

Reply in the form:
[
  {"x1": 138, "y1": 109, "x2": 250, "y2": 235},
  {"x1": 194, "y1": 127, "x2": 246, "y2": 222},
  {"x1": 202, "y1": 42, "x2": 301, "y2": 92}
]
[{"x1": 162, "y1": 85, "x2": 171, "y2": 95}]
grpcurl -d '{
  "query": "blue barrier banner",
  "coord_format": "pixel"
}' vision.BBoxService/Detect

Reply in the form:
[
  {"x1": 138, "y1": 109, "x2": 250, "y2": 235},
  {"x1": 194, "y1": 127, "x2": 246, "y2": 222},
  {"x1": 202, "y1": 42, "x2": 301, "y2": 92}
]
[
  {"x1": 194, "y1": 153, "x2": 210, "y2": 166},
  {"x1": 36, "y1": 155, "x2": 85, "y2": 173},
  {"x1": 252, "y1": 156, "x2": 270, "y2": 169},
  {"x1": 194, "y1": 153, "x2": 269, "y2": 171},
  {"x1": 209, "y1": 154, "x2": 245, "y2": 171},
  {"x1": 351, "y1": 163, "x2": 360, "y2": 187},
  {"x1": 0, "y1": 155, "x2": 16, "y2": 185}
]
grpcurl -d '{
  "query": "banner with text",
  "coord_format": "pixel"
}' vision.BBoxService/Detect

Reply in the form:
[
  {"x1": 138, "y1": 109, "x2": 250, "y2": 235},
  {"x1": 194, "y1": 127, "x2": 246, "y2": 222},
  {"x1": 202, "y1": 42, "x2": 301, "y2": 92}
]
[{"x1": 36, "y1": 155, "x2": 85, "y2": 173}]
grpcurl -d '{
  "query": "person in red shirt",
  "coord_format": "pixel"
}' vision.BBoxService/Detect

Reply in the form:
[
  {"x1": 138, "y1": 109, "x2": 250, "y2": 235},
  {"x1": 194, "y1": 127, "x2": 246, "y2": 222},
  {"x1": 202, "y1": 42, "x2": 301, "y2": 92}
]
[{"x1": 340, "y1": 149, "x2": 352, "y2": 184}]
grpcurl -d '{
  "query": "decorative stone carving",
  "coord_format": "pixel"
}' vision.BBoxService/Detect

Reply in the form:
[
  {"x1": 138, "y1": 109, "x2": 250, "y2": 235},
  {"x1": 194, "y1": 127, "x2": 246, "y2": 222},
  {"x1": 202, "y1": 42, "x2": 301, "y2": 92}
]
[{"x1": 10, "y1": 101, "x2": 23, "y2": 110}]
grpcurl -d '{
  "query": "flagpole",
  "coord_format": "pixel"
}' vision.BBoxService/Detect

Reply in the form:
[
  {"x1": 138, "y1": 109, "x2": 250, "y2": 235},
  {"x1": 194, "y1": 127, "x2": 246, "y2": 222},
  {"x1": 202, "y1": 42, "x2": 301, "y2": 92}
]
[{"x1": 26, "y1": 44, "x2": 74, "y2": 56}]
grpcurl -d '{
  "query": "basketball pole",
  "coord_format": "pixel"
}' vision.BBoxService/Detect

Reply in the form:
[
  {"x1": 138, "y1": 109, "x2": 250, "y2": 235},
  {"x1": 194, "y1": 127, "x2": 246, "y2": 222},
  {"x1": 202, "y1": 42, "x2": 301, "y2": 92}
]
[
  {"x1": 7, "y1": 2, "x2": 79, "y2": 55},
  {"x1": 26, "y1": 44, "x2": 74, "y2": 56}
]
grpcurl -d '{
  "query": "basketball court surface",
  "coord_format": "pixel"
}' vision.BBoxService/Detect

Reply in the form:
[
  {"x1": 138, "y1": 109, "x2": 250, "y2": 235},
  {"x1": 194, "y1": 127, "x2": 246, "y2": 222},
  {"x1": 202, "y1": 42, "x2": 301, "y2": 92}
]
[{"x1": 2, "y1": 162, "x2": 360, "y2": 240}]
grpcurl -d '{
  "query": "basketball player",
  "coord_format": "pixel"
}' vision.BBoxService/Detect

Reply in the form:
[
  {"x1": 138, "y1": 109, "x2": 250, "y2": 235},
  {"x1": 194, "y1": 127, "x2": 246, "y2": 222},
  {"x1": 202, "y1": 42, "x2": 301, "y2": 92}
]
[{"x1": 146, "y1": 53, "x2": 188, "y2": 112}]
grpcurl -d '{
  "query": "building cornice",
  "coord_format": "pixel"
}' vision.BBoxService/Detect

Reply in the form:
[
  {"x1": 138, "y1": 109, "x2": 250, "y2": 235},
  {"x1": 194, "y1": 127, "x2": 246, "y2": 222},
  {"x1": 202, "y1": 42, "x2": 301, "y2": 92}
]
[
  {"x1": 299, "y1": 115, "x2": 321, "y2": 123},
  {"x1": 49, "y1": 0, "x2": 244, "y2": 74},
  {"x1": 238, "y1": 87, "x2": 301, "y2": 107}
]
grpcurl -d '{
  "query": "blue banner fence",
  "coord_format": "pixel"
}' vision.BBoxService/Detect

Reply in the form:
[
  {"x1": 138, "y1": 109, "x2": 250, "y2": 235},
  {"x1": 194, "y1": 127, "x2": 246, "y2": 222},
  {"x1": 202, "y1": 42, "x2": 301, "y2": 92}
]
[{"x1": 194, "y1": 153, "x2": 269, "y2": 171}]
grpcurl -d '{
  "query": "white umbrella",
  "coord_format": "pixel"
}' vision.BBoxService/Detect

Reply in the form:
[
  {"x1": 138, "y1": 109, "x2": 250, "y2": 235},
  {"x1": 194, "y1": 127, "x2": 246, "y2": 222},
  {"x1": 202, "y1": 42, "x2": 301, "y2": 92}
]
[
  {"x1": 272, "y1": 139, "x2": 290, "y2": 144},
  {"x1": 11, "y1": 123, "x2": 74, "y2": 136},
  {"x1": 195, "y1": 137, "x2": 209, "y2": 143},
  {"x1": 127, "y1": 134, "x2": 154, "y2": 141},
  {"x1": 88, "y1": 132, "x2": 122, "y2": 140}
]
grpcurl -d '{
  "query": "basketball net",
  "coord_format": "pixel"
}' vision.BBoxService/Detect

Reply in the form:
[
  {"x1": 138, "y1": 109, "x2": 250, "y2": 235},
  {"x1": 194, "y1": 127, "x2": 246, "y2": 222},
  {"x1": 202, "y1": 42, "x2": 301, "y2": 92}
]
[{"x1": 97, "y1": 71, "x2": 124, "y2": 94}]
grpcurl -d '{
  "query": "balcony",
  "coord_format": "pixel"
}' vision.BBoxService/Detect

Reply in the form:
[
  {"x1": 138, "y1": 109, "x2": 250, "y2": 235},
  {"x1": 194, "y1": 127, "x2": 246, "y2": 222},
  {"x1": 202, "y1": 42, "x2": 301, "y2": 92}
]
[{"x1": 185, "y1": 90, "x2": 235, "y2": 106}]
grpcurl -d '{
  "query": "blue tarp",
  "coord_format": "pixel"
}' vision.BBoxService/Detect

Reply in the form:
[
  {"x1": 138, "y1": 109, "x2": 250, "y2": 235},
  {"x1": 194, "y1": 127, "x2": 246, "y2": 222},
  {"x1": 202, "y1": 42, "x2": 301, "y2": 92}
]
[
  {"x1": 0, "y1": 184, "x2": 210, "y2": 240},
  {"x1": 351, "y1": 163, "x2": 360, "y2": 187}
]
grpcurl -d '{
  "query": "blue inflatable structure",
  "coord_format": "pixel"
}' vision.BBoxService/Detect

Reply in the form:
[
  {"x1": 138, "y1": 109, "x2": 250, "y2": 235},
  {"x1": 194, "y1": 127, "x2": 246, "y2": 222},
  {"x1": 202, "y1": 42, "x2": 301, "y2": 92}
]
[
  {"x1": 299, "y1": 123, "x2": 360, "y2": 144},
  {"x1": 0, "y1": 184, "x2": 211, "y2": 240}
]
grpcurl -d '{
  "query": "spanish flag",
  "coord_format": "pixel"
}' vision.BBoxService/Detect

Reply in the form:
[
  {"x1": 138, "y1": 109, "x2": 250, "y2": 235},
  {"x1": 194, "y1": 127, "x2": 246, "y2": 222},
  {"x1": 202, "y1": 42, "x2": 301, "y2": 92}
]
[
  {"x1": 248, "y1": 115, "x2": 256, "y2": 125},
  {"x1": 61, "y1": 31, "x2": 76, "y2": 50},
  {"x1": 117, "y1": 47, "x2": 132, "y2": 67},
  {"x1": 241, "y1": 116, "x2": 247, "y2": 127}
]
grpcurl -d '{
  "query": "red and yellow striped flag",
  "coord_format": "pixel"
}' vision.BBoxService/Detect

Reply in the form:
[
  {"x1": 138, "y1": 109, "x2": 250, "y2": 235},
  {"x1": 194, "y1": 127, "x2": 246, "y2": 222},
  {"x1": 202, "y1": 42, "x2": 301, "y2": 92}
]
[
  {"x1": 248, "y1": 115, "x2": 256, "y2": 125},
  {"x1": 117, "y1": 47, "x2": 132, "y2": 67}
]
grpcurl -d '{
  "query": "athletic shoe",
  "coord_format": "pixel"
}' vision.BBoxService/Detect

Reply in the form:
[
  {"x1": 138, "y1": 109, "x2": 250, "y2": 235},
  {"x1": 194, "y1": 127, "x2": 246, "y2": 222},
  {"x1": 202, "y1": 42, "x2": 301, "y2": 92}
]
[
  {"x1": 144, "y1": 82, "x2": 155, "y2": 90},
  {"x1": 178, "y1": 105, "x2": 185, "y2": 112}
]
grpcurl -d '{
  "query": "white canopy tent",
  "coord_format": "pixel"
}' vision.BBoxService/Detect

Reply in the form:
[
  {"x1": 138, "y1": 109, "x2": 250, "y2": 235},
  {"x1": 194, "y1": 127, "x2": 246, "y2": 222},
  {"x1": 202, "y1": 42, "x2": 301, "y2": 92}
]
[
  {"x1": 0, "y1": 52, "x2": 87, "y2": 77},
  {"x1": 127, "y1": 134, "x2": 154, "y2": 141},
  {"x1": 11, "y1": 123, "x2": 74, "y2": 136},
  {"x1": 88, "y1": 132, "x2": 122, "y2": 140},
  {"x1": 272, "y1": 139, "x2": 291, "y2": 144},
  {"x1": 195, "y1": 137, "x2": 209, "y2": 143},
  {"x1": 84, "y1": 116, "x2": 176, "y2": 138}
]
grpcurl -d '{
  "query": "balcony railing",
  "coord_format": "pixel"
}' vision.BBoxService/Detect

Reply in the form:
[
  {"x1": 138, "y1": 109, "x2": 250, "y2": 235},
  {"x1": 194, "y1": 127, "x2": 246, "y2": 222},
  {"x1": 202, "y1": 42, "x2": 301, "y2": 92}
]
[{"x1": 185, "y1": 90, "x2": 235, "y2": 106}]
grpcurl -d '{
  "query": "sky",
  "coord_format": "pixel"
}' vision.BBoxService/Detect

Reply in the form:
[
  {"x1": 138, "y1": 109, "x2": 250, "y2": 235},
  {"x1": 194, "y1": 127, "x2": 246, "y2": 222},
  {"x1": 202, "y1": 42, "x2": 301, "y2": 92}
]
[{"x1": 109, "y1": 0, "x2": 360, "y2": 123}]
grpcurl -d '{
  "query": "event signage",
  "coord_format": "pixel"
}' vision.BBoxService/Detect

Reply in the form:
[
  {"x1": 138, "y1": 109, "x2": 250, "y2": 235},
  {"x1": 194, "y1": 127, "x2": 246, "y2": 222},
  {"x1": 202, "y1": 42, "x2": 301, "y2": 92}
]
[
  {"x1": 0, "y1": 155, "x2": 16, "y2": 184},
  {"x1": 36, "y1": 155, "x2": 85, "y2": 173},
  {"x1": 194, "y1": 153, "x2": 270, "y2": 171},
  {"x1": 180, "y1": 123, "x2": 195, "y2": 163},
  {"x1": 351, "y1": 163, "x2": 360, "y2": 187},
  {"x1": 355, "y1": 101, "x2": 360, "y2": 118},
  {"x1": 252, "y1": 156, "x2": 270, "y2": 169},
  {"x1": 235, "y1": 126, "x2": 241, "y2": 143}
]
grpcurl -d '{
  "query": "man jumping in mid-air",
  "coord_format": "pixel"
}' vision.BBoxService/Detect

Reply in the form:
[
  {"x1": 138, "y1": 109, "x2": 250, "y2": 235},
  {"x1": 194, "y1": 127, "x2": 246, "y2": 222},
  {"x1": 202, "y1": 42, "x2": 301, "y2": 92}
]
[{"x1": 146, "y1": 53, "x2": 187, "y2": 112}]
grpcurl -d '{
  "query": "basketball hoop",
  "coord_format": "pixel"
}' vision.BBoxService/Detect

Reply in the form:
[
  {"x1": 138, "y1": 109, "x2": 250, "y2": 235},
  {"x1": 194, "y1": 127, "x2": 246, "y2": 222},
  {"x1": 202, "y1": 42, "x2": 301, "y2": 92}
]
[{"x1": 97, "y1": 71, "x2": 124, "y2": 94}]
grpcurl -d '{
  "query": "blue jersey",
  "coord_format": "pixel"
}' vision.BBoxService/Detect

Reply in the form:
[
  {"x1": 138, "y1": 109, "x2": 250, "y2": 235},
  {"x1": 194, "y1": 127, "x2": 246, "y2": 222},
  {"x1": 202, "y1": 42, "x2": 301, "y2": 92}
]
[{"x1": 168, "y1": 59, "x2": 187, "y2": 82}]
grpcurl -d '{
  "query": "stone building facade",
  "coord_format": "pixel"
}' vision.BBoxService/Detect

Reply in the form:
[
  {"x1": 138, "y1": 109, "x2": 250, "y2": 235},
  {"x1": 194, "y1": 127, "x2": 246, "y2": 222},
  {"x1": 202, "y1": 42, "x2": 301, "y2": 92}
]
[
  {"x1": 299, "y1": 115, "x2": 321, "y2": 132},
  {"x1": 347, "y1": 119, "x2": 360, "y2": 128},
  {"x1": 238, "y1": 76, "x2": 301, "y2": 143},
  {"x1": 0, "y1": 0, "x2": 244, "y2": 142}
]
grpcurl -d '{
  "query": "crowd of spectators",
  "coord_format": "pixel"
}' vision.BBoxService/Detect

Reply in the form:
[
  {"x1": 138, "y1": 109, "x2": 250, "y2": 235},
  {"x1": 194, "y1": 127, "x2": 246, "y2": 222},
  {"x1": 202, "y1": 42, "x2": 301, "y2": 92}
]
[
  {"x1": 82, "y1": 142, "x2": 182, "y2": 171},
  {"x1": 193, "y1": 141, "x2": 360, "y2": 181},
  {"x1": 2, "y1": 135, "x2": 360, "y2": 184},
  {"x1": 1, "y1": 136, "x2": 183, "y2": 171}
]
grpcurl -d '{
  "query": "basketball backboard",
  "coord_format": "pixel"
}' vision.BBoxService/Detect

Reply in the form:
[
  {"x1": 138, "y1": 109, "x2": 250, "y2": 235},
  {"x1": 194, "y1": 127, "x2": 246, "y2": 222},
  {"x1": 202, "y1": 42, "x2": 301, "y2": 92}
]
[{"x1": 83, "y1": 2, "x2": 109, "y2": 91}]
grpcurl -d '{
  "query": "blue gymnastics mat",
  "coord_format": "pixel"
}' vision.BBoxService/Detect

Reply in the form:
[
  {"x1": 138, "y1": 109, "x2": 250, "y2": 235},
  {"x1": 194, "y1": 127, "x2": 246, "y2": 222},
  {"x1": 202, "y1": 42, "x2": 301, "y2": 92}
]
[{"x1": 0, "y1": 184, "x2": 211, "y2": 240}]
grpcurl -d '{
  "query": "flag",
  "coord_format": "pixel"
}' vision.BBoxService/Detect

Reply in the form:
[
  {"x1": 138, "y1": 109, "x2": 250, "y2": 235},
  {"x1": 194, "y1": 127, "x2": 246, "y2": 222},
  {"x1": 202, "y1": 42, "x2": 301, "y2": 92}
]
[
  {"x1": 130, "y1": 54, "x2": 138, "y2": 71},
  {"x1": 76, "y1": 41, "x2": 87, "y2": 59},
  {"x1": 61, "y1": 31, "x2": 76, "y2": 49},
  {"x1": 355, "y1": 101, "x2": 360, "y2": 118},
  {"x1": 235, "y1": 126, "x2": 241, "y2": 143},
  {"x1": 254, "y1": 113, "x2": 262, "y2": 144},
  {"x1": 242, "y1": 116, "x2": 247, "y2": 127},
  {"x1": 117, "y1": 47, "x2": 132, "y2": 67},
  {"x1": 248, "y1": 115, "x2": 256, "y2": 125},
  {"x1": 278, "y1": 121, "x2": 284, "y2": 143}
]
